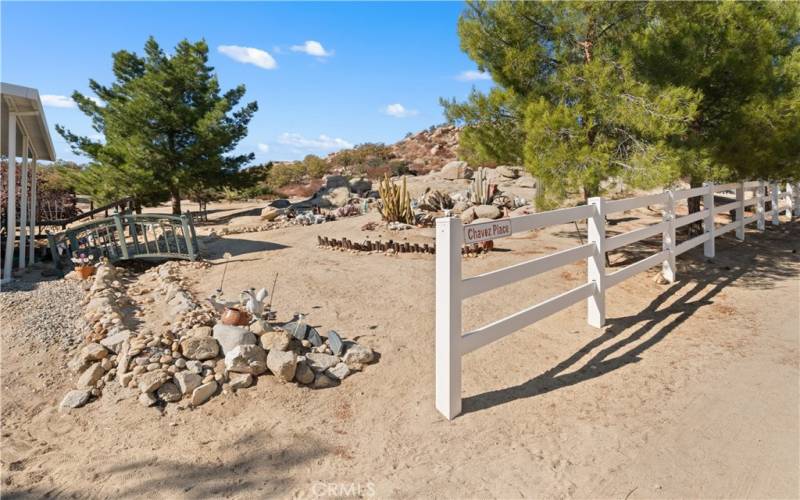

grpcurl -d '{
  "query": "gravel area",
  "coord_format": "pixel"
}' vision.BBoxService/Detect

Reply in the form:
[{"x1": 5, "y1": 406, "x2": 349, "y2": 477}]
[{"x1": 0, "y1": 278, "x2": 87, "y2": 351}]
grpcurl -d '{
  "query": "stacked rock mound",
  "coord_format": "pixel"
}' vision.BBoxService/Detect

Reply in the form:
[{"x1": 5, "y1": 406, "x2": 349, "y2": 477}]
[{"x1": 60, "y1": 261, "x2": 376, "y2": 411}]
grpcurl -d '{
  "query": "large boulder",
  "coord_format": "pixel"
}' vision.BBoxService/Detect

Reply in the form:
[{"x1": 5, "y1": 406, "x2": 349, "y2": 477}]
[
  {"x1": 260, "y1": 206, "x2": 281, "y2": 221},
  {"x1": 320, "y1": 187, "x2": 351, "y2": 208},
  {"x1": 495, "y1": 165, "x2": 520, "y2": 179},
  {"x1": 225, "y1": 344, "x2": 268, "y2": 375},
  {"x1": 324, "y1": 174, "x2": 349, "y2": 190},
  {"x1": 212, "y1": 323, "x2": 257, "y2": 355},
  {"x1": 180, "y1": 337, "x2": 220, "y2": 361},
  {"x1": 348, "y1": 177, "x2": 372, "y2": 193},
  {"x1": 472, "y1": 205, "x2": 502, "y2": 220},
  {"x1": 440, "y1": 161, "x2": 473, "y2": 180},
  {"x1": 266, "y1": 349, "x2": 297, "y2": 382}
]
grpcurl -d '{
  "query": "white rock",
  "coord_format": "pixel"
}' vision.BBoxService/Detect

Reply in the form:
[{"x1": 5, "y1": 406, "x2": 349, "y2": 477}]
[
  {"x1": 137, "y1": 371, "x2": 166, "y2": 393},
  {"x1": 229, "y1": 372, "x2": 253, "y2": 390},
  {"x1": 180, "y1": 336, "x2": 220, "y2": 360},
  {"x1": 305, "y1": 353, "x2": 339, "y2": 373},
  {"x1": 212, "y1": 323, "x2": 257, "y2": 355},
  {"x1": 138, "y1": 392, "x2": 157, "y2": 407},
  {"x1": 225, "y1": 344, "x2": 268, "y2": 375},
  {"x1": 325, "y1": 362, "x2": 351, "y2": 381},
  {"x1": 100, "y1": 331, "x2": 131, "y2": 354},
  {"x1": 441, "y1": 161, "x2": 473, "y2": 180},
  {"x1": 81, "y1": 343, "x2": 109, "y2": 362},
  {"x1": 266, "y1": 349, "x2": 297, "y2": 382},
  {"x1": 191, "y1": 381, "x2": 218, "y2": 406},
  {"x1": 342, "y1": 343, "x2": 375, "y2": 367},
  {"x1": 60, "y1": 390, "x2": 91, "y2": 409},
  {"x1": 472, "y1": 204, "x2": 501, "y2": 220},
  {"x1": 174, "y1": 371, "x2": 203, "y2": 395},
  {"x1": 77, "y1": 363, "x2": 105, "y2": 389}
]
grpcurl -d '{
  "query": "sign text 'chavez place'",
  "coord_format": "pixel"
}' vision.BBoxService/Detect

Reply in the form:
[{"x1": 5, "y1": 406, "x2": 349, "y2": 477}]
[{"x1": 463, "y1": 219, "x2": 512, "y2": 245}]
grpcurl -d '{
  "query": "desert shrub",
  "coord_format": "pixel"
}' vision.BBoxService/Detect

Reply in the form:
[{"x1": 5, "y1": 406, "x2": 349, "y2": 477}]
[{"x1": 267, "y1": 162, "x2": 306, "y2": 190}]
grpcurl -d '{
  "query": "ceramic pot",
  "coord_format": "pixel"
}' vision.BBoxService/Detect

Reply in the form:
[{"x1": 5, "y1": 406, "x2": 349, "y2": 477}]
[{"x1": 221, "y1": 307, "x2": 251, "y2": 326}]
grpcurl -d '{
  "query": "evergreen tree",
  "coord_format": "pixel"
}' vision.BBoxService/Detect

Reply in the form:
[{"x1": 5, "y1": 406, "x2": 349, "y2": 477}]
[{"x1": 58, "y1": 37, "x2": 258, "y2": 214}]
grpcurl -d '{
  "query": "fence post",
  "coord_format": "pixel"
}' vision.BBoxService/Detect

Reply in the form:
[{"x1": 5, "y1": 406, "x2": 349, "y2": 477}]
[
  {"x1": 794, "y1": 183, "x2": 800, "y2": 217},
  {"x1": 112, "y1": 213, "x2": 129, "y2": 259},
  {"x1": 661, "y1": 190, "x2": 676, "y2": 283},
  {"x1": 770, "y1": 182, "x2": 779, "y2": 226},
  {"x1": 756, "y1": 180, "x2": 765, "y2": 231},
  {"x1": 587, "y1": 197, "x2": 606, "y2": 328},
  {"x1": 735, "y1": 182, "x2": 745, "y2": 240},
  {"x1": 180, "y1": 214, "x2": 196, "y2": 261},
  {"x1": 703, "y1": 182, "x2": 715, "y2": 258},
  {"x1": 785, "y1": 183, "x2": 794, "y2": 219},
  {"x1": 435, "y1": 216, "x2": 462, "y2": 420}
]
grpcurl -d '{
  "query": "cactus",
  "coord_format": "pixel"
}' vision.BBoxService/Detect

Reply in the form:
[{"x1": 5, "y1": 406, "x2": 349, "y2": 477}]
[
  {"x1": 418, "y1": 188, "x2": 455, "y2": 212},
  {"x1": 377, "y1": 173, "x2": 415, "y2": 224},
  {"x1": 471, "y1": 167, "x2": 495, "y2": 205}
]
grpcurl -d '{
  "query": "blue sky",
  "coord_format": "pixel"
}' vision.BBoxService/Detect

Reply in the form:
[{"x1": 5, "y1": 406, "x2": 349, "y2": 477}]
[{"x1": 1, "y1": 1, "x2": 492, "y2": 164}]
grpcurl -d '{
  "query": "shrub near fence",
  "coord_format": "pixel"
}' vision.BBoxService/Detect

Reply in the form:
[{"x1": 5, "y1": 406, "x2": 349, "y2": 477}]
[{"x1": 435, "y1": 181, "x2": 799, "y2": 419}]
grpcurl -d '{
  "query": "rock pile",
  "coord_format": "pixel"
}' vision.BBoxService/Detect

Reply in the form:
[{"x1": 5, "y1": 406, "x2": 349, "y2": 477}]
[{"x1": 60, "y1": 261, "x2": 377, "y2": 411}]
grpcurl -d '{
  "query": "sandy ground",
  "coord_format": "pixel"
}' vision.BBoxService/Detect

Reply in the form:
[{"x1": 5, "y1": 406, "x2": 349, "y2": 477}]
[{"x1": 2, "y1": 203, "x2": 798, "y2": 499}]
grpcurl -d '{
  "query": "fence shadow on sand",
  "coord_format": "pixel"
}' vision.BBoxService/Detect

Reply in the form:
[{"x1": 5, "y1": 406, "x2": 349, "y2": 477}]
[{"x1": 461, "y1": 222, "x2": 799, "y2": 416}]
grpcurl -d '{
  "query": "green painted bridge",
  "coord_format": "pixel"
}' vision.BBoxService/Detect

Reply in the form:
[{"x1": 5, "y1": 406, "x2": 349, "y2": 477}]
[{"x1": 48, "y1": 212, "x2": 199, "y2": 269}]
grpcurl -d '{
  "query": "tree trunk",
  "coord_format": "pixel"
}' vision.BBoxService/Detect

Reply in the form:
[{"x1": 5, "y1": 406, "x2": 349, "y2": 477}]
[
  {"x1": 687, "y1": 177, "x2": 703, "y2": 236},
  {"x1": 171, "y1": 188, "x2": 182, "y2": 215}
]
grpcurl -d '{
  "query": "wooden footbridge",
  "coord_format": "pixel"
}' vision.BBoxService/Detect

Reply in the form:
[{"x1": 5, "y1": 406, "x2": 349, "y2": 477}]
[{"x1": 47, "y1": 212, "x2": 199, "y2": 269}]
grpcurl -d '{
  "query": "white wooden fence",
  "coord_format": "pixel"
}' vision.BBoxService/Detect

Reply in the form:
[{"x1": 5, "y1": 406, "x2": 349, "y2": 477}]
[{"x1": 435, "y1": 181, "x2": 798, "y2": 419}]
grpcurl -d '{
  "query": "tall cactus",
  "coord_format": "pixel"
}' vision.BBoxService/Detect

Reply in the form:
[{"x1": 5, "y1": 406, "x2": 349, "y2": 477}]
[
  {"x1": 471, "y1": 167, "x2": 494, "y2": 205},
  {"x1": 378, "y1": 173, "x2": 415, "y2": 224}
]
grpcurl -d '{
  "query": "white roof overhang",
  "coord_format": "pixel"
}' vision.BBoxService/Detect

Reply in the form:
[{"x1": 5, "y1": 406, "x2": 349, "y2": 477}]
[{"x1": 1, "y1": 82, "x2": 57, "y2": 161}]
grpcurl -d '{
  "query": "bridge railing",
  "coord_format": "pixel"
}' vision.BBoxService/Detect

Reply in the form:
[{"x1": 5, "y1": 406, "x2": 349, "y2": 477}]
[
  {"x1": 47, "y1": 212, "x2": 198, "y2": 269},
  {"x1": 435, "y1": 180, "x2": 798, "y2": 419}
]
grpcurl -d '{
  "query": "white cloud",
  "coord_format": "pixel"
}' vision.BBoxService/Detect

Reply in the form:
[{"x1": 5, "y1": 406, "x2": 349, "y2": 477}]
[
  {"x1": 382, "y1": 103, "x2": 418, "y2": 118},
  {"x1": 257, "y1": 143, "x2": 270, "y2": 153},
  {"x1": 456, "y1": 70, "x2": 491, "y2": 81},
  {"x1": 41, "y1": 95, "x2": 76, "y2": 108},
  {"x1": 278, "y1": 133, "x2": 353, "y2": 150},
  {"x1": 290, "y1": 40, "x2": 333, "y2": 57},
  {"x1": 218, "y1": 45, "x2": 277, "y2": 70}
]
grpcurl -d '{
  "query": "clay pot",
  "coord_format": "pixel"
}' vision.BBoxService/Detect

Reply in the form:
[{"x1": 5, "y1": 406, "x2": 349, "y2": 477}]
[
  {"x1": 76, "y1": 265, "x2": 96, "y2": 280},
  {"x1": 221, "y1": 307, "x2": 251, "y2": 326}
]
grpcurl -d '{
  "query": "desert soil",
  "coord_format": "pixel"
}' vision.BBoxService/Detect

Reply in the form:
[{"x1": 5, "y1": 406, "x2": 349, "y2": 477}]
[{"x1": 2, "y1": 204, "x2": 798, "y2": 499}]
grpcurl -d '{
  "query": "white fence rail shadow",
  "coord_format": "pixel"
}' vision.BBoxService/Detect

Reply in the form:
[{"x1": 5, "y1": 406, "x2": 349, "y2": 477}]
[{"x1": 435, "y1": 181, "x2": 799, "y2": 419}]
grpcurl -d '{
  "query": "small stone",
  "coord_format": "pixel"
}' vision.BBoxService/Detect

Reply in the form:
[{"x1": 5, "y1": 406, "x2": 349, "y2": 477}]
[
  {"x1": 190, "y1": 326, "x2": 213, "y2": 337},
  {"x1": 305, "y1": 353, "x2": 340, "y2": 373},
  {"x1": 249, "y1": 320, "x2": 272, "y2": 336},
  {"x1": 133, "y1": 365, "x2": 146, "y2": 375},
  {"x1": 138, "y1": 371, "x2": 166, "y2": 393},
  {"x1": 186, "y1": 360, "x2": 203, "y2": 374},
  {"x1": 82, "y1": 343, "x2": 109, "y2": 362},
  {"x1": 202, "y1": 374, "x2": 215, "y2": 384},
  {"x1": 146, "y1": 363, "x2": 160, "y2": 372},
  {"x1": 60, "y1": 390, "x2": 91, "y2": 410},
  {"x1": 174, "y1": 358, "x2": 187, "y2": 369},
  {"x1": 225, "y1": 344, "x2": 268, "y2": 375},
  {"x1": 119, "y1": 372, "x2": 134, "y2": 387},
  {"x1": 342, "y1": 342, "x2": 375, "y2": 367},
  {"x1": 180, "y1": 337, "x2": 220, "y2": 360},
  {"x1": 138, "y1": 392, "x2": 157, "y2": 407},
  {"x1": 326, "y1": 330, "x2": 344, "y2": 356},
  {"x1": 229, "y1": 372, "x2": 253, "y2": 390},
  {"x1": 77, "y1": 363, "x2": 105, "y2": 389},
  {"x1": 266, "y1": 349, "x2": 298, "y2": 382},
  {"x1": 301, "y1": 340, "x2": 311, "y2": 348},
  {"x1": 312, "y1": 373, "x2": 338, "y2": 389},
  {"x1": 156, "y1": 382, "x2": 182, "y2": 403},
  {"x1": 100, "y1": 357, "x2": 114, "y2": 371},
  {"x1": 325, "y1": 362, "x2": 351, "y2": 381},
  {"x1": 294, "y1": 361, "x2": 315, "y2": 385},
  {"x1": 191, "y1": 381, "x2": 218, "y2": 406},
  {"x1": 100, "y1": 331, "x2": 131, "y2": 354},
  {"x1": 174, "y1": 371, "x2": 203, "y2": 395},
  {"x1": 260, "y1": 330, "x2": 292, "y2": 351}
]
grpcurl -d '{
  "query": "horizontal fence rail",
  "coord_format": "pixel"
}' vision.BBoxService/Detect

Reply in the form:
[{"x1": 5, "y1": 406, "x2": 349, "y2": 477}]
[{"x1": 435, "y1": 180, "x2": 798, "y2": 419}]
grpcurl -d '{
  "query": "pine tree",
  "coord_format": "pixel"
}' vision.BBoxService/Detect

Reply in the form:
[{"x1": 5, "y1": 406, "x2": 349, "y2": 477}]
[{"x1": 58, "y1": 37, "x2": 258, "y2": 214}]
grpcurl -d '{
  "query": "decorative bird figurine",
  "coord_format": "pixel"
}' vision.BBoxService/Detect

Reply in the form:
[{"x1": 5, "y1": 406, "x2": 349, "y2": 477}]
[
  {"x1": 206, "y1": 294, "x2": 240, "y2": 314},
  {"x1": 241, "y1": 287, "x2": 269, "y2": 318}
]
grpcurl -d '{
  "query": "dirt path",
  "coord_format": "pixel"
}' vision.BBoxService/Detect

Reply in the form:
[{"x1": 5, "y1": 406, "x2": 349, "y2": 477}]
[{"x1": 2, "y1": 212, "x2": 798, "y2": 498}]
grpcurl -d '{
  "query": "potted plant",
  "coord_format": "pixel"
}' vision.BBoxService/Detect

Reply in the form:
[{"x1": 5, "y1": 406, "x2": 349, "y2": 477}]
[{"x1": 71, "y1": 253, "x2": 96, "y2": 280}]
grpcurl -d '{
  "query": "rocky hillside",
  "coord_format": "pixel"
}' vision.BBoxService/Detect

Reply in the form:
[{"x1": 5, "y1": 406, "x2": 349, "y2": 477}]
[{"x1": 390, "y1": 124, "x2": 460, "y2": 173}]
